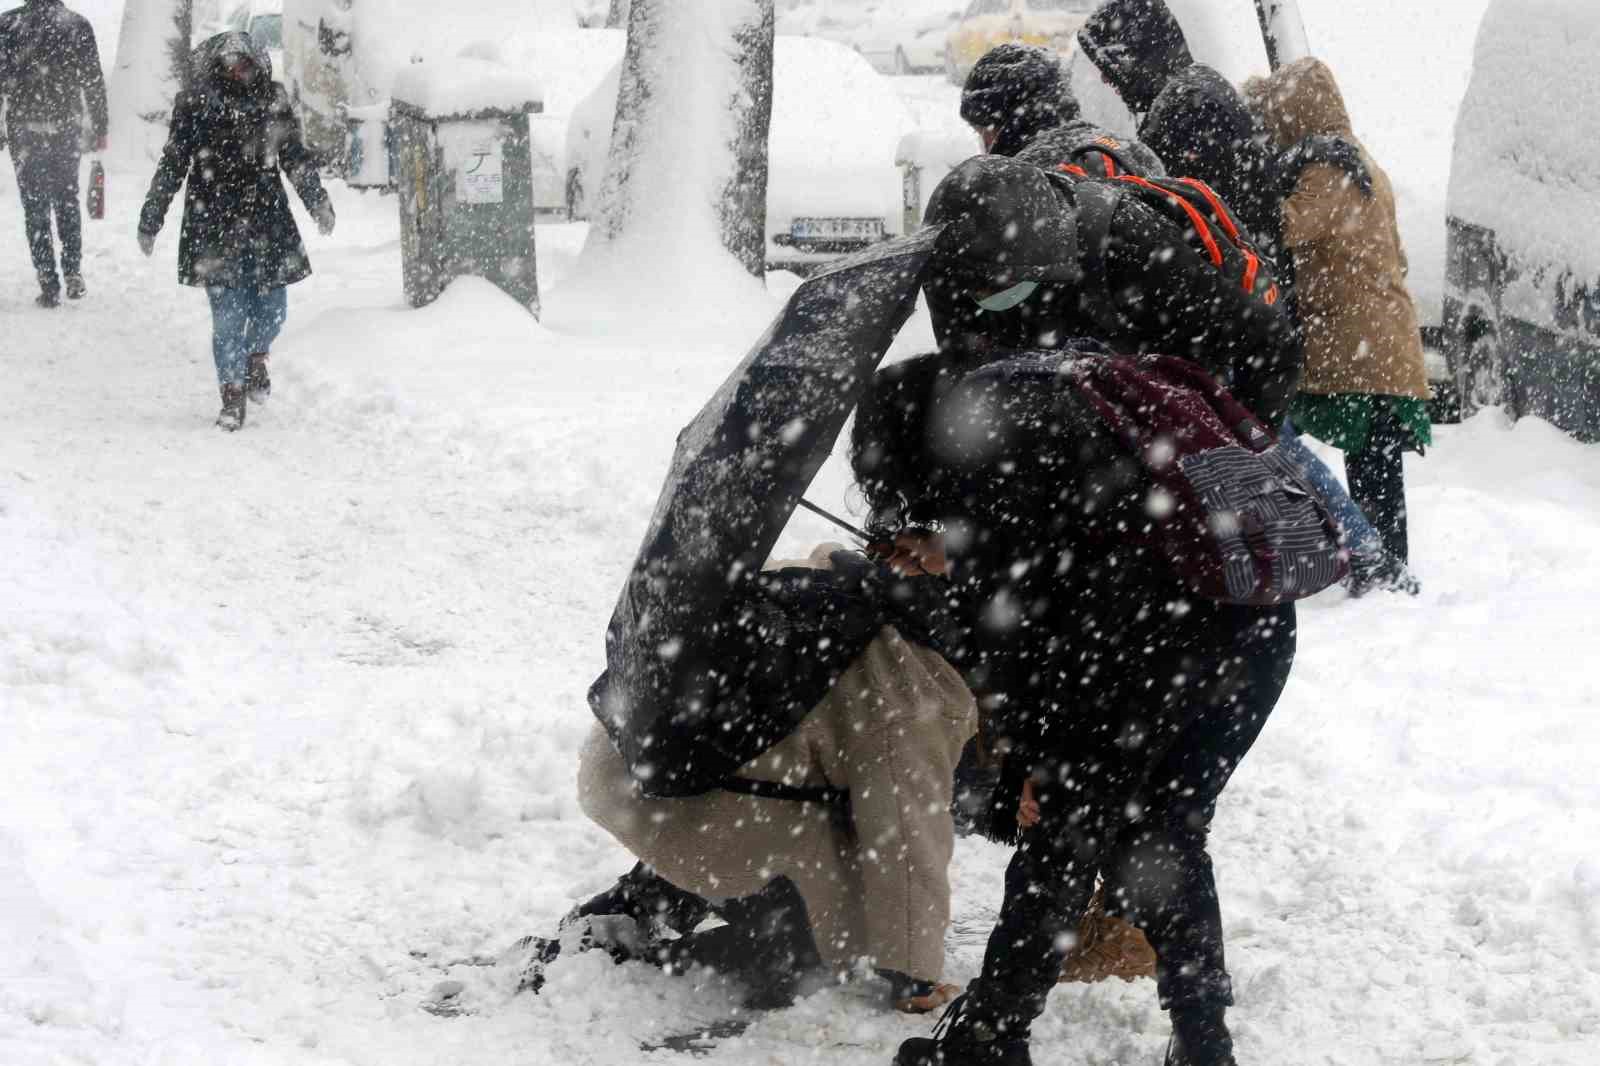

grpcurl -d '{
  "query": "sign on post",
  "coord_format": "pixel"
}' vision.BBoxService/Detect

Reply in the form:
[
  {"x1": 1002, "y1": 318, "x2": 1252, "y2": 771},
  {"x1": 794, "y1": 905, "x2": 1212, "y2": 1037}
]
[{"x1": 457, "y1": 139, "x2": 505, "y2": 205}]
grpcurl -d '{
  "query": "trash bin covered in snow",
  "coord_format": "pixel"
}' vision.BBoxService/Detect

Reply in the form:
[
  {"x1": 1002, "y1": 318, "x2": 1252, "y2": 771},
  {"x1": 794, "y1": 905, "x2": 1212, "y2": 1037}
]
[{"x1": 391, "y1": 55, "x2": 544, "y2": 314}]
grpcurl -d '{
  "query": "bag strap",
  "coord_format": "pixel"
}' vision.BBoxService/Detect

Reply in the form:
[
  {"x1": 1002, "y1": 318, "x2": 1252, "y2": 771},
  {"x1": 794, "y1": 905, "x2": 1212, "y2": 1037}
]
[
  {"x1": 1066, "y1": 182, "x2": 1141, "y2": 340},
  {"x1": 1065, "y1": 140, "x2": 1140, "y2": 179},
  {"x1": 720, "y1": 776, "x2": 852, "y2": 826}
]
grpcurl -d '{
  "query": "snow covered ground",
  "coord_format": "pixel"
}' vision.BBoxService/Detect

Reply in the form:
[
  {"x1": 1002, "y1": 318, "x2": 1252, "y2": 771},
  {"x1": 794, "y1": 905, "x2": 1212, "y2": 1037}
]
[
  {"x1": 4, "y1": 3, "x2": 1600, "y2": 1062},
  {"x1": 4, "y1": 146, "x2": 1599, "y2": 1066}
]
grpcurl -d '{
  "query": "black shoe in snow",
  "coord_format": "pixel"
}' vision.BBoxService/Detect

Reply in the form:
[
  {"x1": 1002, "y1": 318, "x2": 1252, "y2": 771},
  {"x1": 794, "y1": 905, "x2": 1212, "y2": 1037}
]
[
  {"x1": 247, "y1": 353, "x2": 271, "y2": 399},
  {"x1": 512, "y1": 912, "x2": 657, "y2": 995},
  {"x1": 36, "y1": 288, "x2": 60, "y2": 308},
  {"x1": 216, "y1": 383, "x2": 246, "y2": 432},
  {"x1": 508, "y1": 934, "x2": 563, "y2": 994},
  {"x1": 565, "y1": 862, "x2": 713, "y2": 938},
  {"x1": 1164, "y1": 1004, "x2": 1237, "y2": 1066},
  {"x1": 894, "y1": 994, "x2": 1033, "y2": 1066},
  {"x1": 654, "y1": 877, "x2": 827, "y2": 1009},
  {"x1": 65, "y1": 275, "x2": 86, "y2": 300}
]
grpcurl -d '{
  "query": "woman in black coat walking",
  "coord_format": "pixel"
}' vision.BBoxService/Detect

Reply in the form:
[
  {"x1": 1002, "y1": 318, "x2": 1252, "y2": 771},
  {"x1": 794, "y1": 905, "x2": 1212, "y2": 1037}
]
[{"x1": 138, "y1": 32, "x2": 333, "y2": 431}]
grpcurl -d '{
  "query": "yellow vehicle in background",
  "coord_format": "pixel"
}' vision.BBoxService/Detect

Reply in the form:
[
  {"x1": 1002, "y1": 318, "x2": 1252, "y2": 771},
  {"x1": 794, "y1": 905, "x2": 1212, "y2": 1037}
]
[{"x1": 944, "y1": 0, "x2": 1095, "y2": 84}]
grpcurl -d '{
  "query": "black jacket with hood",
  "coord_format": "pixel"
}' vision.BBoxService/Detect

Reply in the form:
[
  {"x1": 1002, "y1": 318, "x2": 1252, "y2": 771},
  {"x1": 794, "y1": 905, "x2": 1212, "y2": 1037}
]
[
  {"x1": 959, "y1": 43, "x2": 1165, "y2": 178},
  {"x1": 139, "y1": 32, "x2": 329, "y2": 291},
  {"x1": 851, "y1": 342, "x2": 1299, "y2": 847},
  {"x1": 889, "y1": 158, "x2": 1301, "y2": 776},
  {"x1": 920, "y1": 155, "x2": 1299, "y2": 429},
  {"x1": 1077, "y1": 0, "x2": 1279, "y2": 252},
  {"x1": 0, "y1": 0, "x2": 108, "y2": 139}
]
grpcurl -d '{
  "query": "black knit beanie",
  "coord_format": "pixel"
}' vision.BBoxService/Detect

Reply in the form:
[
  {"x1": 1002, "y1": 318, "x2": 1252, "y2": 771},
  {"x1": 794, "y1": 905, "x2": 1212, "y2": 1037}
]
[{"x1": 959, "y1": 44, "x2": 1079, "y2": 158}]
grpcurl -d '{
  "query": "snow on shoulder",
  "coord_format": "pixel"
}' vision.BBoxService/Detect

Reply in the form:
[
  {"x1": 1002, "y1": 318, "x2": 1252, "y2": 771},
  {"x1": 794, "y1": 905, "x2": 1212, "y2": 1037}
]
[{"x1": 391, "y1": 44, "x2": 543, "y2": 119}]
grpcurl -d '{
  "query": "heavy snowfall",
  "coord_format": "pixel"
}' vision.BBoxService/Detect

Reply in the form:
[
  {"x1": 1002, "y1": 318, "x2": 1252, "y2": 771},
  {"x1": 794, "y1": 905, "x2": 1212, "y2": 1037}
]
[{"x1": 2, "y1": 1, "x2": 1598, "y2": 1065}]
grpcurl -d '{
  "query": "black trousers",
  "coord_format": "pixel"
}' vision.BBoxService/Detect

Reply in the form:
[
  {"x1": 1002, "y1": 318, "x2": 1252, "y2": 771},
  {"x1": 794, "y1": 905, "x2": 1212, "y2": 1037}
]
[
  {"x1": 1346, "y1": 405, "x2": 1411, "y2": 563},
  {"x1": 964, "y1": 603, "x2": 1297, "y2": 1037},
  {"x1": 9, "y1": 128, "x2": 83, "y2": 292}
]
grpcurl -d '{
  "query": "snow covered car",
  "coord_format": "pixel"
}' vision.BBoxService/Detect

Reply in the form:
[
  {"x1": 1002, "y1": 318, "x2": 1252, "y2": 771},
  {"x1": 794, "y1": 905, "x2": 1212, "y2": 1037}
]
[
  {"x1": 778, "y1": 1, "x2": 964, "y2": 75},
  {"x1": 566, "y1": 35, "x2": 914, "y2": 273},
  {"x1": 1441, "y1": 0, "x2": 1600, "y2": 438},
  {"x1": 944, "y1": 0, "x2": 1094, "y2": 84}
]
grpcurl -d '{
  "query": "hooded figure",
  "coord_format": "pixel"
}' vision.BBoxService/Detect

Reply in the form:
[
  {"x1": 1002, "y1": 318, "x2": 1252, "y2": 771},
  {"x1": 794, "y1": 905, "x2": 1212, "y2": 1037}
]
[
  {"x1": 1077, "y1": 0, "x2": 1280, "y2": 254},
  {"x1": 959, "y1": 42, "x2": 1165, "y2": 176},
  {"x1": 138, "y1": 31, "x2": 334, "y2": 430},
  {"x1": 0, "y1": 0, "x2": 110, "y2": 305},
  {"x1": 1245, "y1": 57, "x2": 1430, "y2": 588}
]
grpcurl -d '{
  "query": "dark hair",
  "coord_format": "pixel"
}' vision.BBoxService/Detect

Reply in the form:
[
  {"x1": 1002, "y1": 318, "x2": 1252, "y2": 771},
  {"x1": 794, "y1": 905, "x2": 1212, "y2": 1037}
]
[{"x1": 849, "y1": 352, "x2": 971, "y2": 537}]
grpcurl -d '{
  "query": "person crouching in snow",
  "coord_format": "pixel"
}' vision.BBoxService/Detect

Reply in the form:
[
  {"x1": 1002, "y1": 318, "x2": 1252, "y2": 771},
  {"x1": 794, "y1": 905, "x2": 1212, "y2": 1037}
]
[
  {"x1": 535, "y1": 539, "x2": 975, "y2": 1015},
  {"x1": 136, "y1": 31, "x2": 333, "y2": 432}
]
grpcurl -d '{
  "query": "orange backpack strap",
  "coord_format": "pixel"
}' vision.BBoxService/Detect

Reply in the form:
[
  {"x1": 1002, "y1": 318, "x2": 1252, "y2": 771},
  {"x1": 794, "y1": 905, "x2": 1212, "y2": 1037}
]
[{"x1": 1115, "y1": 174, "x2": 1224, "y2": 268}]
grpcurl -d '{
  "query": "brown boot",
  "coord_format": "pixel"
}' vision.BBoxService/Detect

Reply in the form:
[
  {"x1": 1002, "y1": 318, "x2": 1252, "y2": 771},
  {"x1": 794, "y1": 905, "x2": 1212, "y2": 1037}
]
[
  {"x1": 1058, "y1": 887, "x2": 1157, "y2": 984},
  {"x1": 246, "y1": 353, "x2": 271, "y2": 399},
  {"x1": 217, "y1": 383, "x2": 246, "y2": 432}
]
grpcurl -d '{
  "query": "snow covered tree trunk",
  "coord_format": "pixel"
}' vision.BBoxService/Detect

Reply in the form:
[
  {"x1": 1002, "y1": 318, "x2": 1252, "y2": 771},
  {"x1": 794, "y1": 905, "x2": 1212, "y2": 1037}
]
[
  {"x1": 109, "y1": 0, "x2": 194, "y2": 164},
  {"x1": 722, "y1": 4, "x2": 775, "y2": 277},
  {"x1": 606, "y1": 0, "x2": 632, "y2": 30},
  {"x1": 586, "y1": 0, "x2": 776, "y2": 284}
]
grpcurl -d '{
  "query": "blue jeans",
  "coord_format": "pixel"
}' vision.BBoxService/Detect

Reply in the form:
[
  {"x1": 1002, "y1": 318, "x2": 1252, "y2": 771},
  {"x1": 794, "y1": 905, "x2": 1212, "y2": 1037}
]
[
  {"x1": 1279, "y1": 419, "x2": 1383, "y2": 559},
  {"x1": 206, "y1": 286, "x2": 287, "y2": 387}
]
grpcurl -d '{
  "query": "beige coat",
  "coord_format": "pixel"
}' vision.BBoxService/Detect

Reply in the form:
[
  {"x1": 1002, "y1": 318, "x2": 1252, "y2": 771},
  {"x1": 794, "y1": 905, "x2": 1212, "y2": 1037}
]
[
  {"x1": 578, "y1": 546, "x2": 977, "y2": 982},
  {"x1": 1245, "y1": 58, "x2": 1430, "y2": 401}
]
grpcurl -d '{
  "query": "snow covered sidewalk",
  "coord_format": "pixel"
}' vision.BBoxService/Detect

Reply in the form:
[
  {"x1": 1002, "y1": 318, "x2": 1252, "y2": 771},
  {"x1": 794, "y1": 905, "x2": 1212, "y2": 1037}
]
[{"x1": 2, "y1": 166, "x2": 1598, "y2": 1065}]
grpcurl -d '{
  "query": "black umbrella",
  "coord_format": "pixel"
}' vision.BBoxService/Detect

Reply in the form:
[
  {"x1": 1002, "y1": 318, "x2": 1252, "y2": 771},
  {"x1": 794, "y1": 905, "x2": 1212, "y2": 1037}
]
[{"x1": 588, "y1": 227, "x2": 945, "y2": 797}]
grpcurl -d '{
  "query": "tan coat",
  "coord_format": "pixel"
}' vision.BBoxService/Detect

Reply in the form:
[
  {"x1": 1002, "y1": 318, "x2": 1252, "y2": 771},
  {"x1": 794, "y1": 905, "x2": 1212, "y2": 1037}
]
[
  {"x1": 578, "y1": 546, "x2": 977, "y2": 982},
  {"x1": 1245, "y1": 58, "x2": 1429, "y2": 401}
]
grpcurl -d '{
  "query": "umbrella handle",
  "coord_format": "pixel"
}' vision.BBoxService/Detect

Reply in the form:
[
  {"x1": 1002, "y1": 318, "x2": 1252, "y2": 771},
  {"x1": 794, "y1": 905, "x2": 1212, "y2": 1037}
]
[{"x1": 797, "y1": 497, "x2": 871, "y2": 542}]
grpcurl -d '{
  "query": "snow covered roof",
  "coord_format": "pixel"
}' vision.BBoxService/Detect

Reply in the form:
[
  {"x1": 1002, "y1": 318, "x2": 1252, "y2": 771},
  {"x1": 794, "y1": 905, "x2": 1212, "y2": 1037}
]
[{"x1": 391, "y1": 50, "x2": 543, "y2": 119}]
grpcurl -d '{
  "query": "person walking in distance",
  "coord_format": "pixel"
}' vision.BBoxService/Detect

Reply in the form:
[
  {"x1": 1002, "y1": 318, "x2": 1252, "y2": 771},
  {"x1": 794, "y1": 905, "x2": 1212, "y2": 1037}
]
[
  {"x1": 138, "y1": 31, "x2": 334, "y2": 432},
  {"x1": 0, "y1": 0, "x2": 108, "y2": 307}
]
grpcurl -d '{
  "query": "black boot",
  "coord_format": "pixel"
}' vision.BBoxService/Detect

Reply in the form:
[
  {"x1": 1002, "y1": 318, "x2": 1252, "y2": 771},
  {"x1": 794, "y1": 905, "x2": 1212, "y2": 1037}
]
[
  {"x1": 661, "y1": 877, "x2": 826, "y2": 1009},
  {"x1": 1164, "y1": 1004, "x2": 1236, "y2": 1066},
  {"x1": 514, "y1": 864, "x2": 713, "y2": 996},
  {"x1": 216, "y1": 383, "x2": 246, "y2": 432},
  {"x1": 247, "y1": 353, "x2": 271, "y2": 399},
  {"x1": 565, "y1": 862, "x2": 713, "y2": 938},
  {"x1": 894, "y1": 994, "x2": 1033, "y2": 1066}
]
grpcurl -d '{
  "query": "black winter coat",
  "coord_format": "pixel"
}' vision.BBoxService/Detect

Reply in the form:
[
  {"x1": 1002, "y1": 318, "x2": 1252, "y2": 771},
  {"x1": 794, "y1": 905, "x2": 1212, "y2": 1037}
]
[
  {"x1": 852, "y1": 346, "x2": 1297, "y2": 834},
  {"x1": 0, "y1": 0, "x2": 107, "y2": 138},
  {"x1": 139, "y1": 33, "x2": 328, "y2": 291}
]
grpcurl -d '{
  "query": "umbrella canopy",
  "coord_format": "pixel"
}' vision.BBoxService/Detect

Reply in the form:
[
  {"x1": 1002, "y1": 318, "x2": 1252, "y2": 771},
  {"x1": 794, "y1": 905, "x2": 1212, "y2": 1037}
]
[{"x1": 588, "y1": 227, "x2": 944, "y2": 797}]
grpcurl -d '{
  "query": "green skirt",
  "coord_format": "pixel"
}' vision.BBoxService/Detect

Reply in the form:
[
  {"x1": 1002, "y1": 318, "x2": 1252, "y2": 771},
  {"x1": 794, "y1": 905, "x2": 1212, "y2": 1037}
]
[{"x1": 1289, "y1": 392, "x2": 1433, "y2": 454}]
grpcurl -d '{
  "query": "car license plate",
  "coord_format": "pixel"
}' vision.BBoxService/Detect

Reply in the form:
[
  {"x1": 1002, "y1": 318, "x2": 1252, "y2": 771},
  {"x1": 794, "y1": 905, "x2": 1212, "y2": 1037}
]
[{"x1": 790, "y1": 217, "x2": 884, "y2": 241}]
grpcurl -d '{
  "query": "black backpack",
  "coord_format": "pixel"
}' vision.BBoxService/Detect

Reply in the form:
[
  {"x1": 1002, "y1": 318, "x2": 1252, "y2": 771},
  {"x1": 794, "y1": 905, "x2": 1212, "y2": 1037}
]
[{"x1": 1049, "y1": 144, "x2": 1283, "y2": 337}]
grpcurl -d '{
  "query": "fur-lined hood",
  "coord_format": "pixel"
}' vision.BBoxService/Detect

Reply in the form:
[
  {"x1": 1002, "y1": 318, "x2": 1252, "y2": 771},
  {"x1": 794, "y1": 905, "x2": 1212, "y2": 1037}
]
[{"x1": 1244, "y1": 57, "x2": 1354, "y2": 150}]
